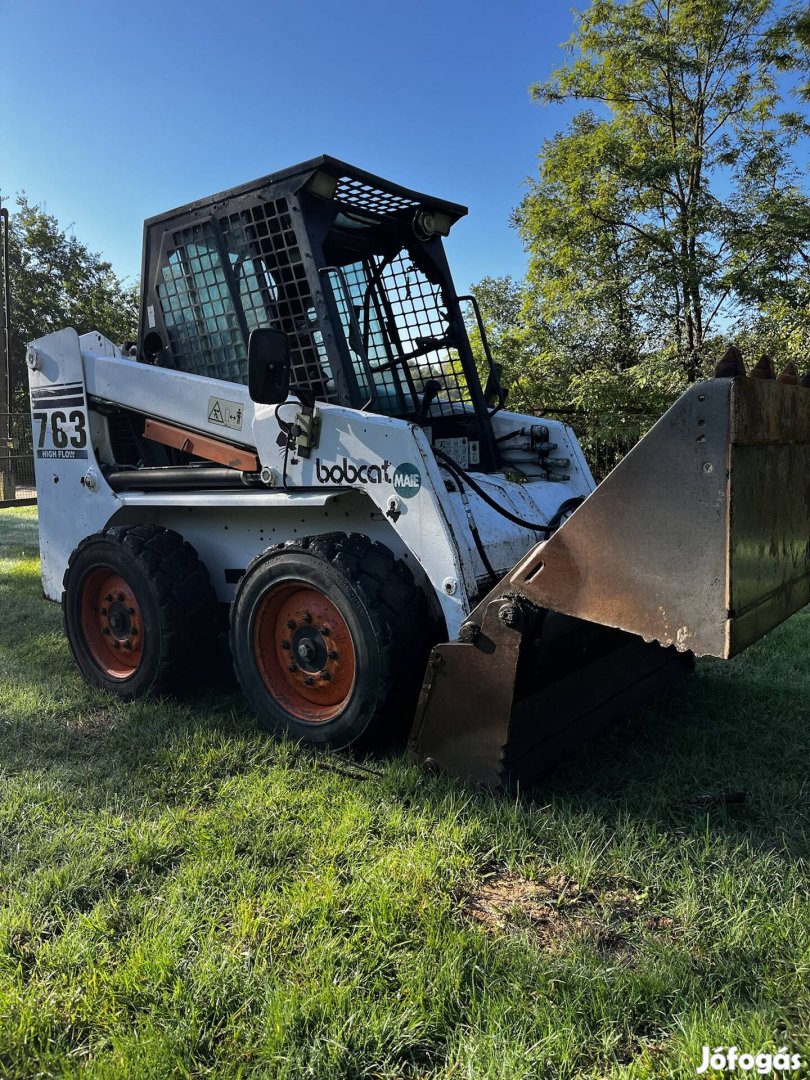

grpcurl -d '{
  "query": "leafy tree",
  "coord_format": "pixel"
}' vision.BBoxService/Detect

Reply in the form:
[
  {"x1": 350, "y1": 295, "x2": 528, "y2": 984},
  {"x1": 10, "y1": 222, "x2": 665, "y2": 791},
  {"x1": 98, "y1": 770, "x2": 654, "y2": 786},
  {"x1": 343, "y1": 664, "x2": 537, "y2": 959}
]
[
  {"x1": 506, "y1": 0, "x2": 809, "y2": 392},
  {"x1": 3, "y1": 195, "x2": 138, "y2": 408},
  {"x1": 467, "y1": 276, "x2": 556, "y2": 413}
]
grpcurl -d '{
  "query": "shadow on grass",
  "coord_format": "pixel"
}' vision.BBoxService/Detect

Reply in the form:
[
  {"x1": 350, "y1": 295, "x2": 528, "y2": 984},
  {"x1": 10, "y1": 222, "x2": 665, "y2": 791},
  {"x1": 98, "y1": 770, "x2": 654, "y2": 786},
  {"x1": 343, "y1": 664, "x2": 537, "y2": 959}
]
[
  {"x1": 542, "y1": 666, "x2": 809, "y2": 854},
  {"x1": 2, "y1": 519, "x2": 808, "y2": 866}
]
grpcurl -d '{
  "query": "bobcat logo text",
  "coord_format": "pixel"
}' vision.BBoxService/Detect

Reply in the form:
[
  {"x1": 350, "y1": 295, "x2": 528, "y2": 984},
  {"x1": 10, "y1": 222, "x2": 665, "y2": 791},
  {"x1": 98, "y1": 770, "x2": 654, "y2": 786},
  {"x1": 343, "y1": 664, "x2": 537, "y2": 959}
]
[{"x1": 315, "y1": 458, "x2": 422, "y2": 498}]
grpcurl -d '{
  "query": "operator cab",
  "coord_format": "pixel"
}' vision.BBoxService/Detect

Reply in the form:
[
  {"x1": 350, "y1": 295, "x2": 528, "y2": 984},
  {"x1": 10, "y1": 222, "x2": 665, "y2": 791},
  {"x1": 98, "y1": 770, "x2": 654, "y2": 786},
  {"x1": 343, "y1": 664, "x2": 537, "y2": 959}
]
[{"x1": 138, "y1": 156, "x2": 503, "y2": 470}]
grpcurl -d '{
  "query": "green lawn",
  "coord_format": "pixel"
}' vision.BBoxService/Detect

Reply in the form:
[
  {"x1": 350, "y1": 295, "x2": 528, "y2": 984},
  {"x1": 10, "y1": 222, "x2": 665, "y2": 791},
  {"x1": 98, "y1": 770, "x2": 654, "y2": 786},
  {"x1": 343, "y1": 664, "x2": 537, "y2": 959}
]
[{"x1": 0, "y1": 505, "x2": 808, "y2": 1079}]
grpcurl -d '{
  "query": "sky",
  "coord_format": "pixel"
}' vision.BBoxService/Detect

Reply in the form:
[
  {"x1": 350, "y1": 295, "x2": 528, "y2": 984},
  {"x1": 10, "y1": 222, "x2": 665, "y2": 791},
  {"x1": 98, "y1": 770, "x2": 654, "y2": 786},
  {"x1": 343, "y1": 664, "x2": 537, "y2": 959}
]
[{"x1": 0, "y1": 0, "x2": 583, "y2": 293}]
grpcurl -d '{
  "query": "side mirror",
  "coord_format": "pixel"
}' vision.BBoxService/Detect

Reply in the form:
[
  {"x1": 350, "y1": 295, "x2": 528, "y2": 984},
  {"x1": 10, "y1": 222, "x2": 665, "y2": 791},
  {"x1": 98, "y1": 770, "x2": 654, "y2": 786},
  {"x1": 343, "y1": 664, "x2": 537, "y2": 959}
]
[{"x1": 248, "y1": 327, "x2": 291, "y2": 404}]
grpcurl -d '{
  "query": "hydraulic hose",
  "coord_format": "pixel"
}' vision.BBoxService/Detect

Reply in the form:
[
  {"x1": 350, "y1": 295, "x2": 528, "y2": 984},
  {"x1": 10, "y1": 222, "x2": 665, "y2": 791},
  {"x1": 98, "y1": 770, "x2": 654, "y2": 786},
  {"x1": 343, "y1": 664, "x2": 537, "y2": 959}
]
[
  {"x1": 434, "y1": 446, "x2": 584, "y2": 536},
  {"x1": 433, "y1": 447, "x2": 554, "y2": 534}
]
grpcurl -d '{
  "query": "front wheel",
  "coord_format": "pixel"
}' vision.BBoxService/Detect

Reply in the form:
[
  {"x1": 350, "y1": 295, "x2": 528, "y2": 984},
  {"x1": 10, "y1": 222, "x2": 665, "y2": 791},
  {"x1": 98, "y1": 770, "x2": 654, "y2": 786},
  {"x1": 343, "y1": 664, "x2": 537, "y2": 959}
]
[{"x1": 230, "y1": 533, "x2": 433, "y2": 748}]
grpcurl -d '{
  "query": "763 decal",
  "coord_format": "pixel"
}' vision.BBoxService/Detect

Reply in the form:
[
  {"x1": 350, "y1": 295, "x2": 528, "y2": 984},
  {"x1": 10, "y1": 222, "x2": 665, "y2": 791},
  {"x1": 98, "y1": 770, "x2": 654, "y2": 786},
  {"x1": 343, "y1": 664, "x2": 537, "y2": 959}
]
[{"x1": 31, "y1": 382, "x2": 89, "y2": 460}]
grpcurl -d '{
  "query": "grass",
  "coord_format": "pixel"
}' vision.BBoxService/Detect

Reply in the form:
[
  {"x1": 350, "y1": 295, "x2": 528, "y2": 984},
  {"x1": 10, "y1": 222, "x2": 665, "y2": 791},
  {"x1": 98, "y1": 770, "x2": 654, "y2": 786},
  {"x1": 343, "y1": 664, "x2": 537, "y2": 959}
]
[{"x1": 0, "y1": 504, "x2": 808, "y2": 1079}]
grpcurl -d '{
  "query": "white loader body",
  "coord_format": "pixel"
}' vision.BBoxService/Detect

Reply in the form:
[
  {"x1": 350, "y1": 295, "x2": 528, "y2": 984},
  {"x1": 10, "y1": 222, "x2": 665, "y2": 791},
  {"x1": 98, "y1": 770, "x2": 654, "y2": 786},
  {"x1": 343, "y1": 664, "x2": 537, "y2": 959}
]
[{"x1": 28, "y1": 327, "x2": 592, "y2": 638}]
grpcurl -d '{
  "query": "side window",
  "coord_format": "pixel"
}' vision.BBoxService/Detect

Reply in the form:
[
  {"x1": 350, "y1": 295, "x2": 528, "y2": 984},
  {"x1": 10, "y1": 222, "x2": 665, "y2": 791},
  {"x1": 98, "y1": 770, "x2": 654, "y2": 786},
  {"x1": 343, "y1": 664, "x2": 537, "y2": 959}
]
[
  {"x1": 220, "y1": 202, "x2": 338, "y2": 403},
  {"x1": 156, "y1": 222, "x2": 247, "y2": 383},
  {"x1": 229, "y1": 251, "x2": 278, "y2": 332}
]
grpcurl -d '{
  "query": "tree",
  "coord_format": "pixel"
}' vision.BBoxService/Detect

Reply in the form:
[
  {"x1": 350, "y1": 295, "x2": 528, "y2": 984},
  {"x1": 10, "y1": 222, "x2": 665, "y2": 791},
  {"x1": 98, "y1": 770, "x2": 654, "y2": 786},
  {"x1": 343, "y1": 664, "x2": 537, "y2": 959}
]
[
  {"x1": 4, "y1": 195, "x2": 139, "y2": 408},
  {"x1": 467, "y1": 276, "x2": 557, "y2": 414},
  {"x1": 515, "y1": 0, "x2": 809, "y2": 383}
]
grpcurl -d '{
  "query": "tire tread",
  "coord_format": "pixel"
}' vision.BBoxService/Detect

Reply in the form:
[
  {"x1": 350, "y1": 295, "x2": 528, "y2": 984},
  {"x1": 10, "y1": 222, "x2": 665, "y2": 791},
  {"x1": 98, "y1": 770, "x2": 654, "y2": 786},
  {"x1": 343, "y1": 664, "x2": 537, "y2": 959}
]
[
  {"x1": 237, "y1": 531, "x2": 437, "y2": 743},
  {"x1": 63, "y1": 524, "x2": 217, "y2": 697}
]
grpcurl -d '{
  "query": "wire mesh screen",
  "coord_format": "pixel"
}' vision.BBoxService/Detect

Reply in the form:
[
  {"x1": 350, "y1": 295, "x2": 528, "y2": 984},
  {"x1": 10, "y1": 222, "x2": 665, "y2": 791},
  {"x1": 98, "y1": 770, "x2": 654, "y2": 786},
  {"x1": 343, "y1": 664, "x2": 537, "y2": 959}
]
[
  {"x1": 330, "y1": 250, "x2": 472, "y2": 418},
  {"x1": 157, "y1": 221, "x2": 246, "y2": 382},
  {"x1": 328, "y1": 262, "x2": 413, "y2": 414},
  {"x1": 334, "y1": 176, "x2": 420, "y2": 217},
  {"x1": 220, "y1": 200, "x2": 337, "y2": 402},
  {"x1": 0, "y1": 413, "x2": 36, "y2": 506},
  {"x1": 155, "y1": 203, "x2": 337, "y2": 400}
]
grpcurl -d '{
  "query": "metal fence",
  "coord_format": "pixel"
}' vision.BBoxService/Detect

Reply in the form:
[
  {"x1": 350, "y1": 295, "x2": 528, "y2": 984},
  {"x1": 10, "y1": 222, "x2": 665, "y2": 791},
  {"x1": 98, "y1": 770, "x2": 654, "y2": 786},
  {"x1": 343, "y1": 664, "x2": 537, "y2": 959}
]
[
  {"x1": 0, "y1": 412, "x2": 36, "y2": 508},
  {"x1": 539, "y1": 407, "x2": 658, "y2": 482}
]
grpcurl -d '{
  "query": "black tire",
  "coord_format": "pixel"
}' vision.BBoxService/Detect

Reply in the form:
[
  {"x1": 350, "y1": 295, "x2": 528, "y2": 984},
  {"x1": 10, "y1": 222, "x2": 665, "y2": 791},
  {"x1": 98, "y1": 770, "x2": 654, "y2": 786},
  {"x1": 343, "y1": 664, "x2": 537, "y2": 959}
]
[
  {"x1": 230, "y1": 532, "x2": 436, "y2": 748},
  {"x1": 62, "y1": 524, "x2": 219, "y2": 700}
]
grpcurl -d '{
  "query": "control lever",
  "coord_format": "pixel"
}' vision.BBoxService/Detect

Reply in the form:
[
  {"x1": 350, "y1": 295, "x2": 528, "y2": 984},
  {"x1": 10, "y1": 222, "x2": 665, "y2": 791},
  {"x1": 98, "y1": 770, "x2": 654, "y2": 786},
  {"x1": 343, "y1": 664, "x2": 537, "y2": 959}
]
[{"x1": 417, "y1": 380, "x2": 442, "y2": 426}]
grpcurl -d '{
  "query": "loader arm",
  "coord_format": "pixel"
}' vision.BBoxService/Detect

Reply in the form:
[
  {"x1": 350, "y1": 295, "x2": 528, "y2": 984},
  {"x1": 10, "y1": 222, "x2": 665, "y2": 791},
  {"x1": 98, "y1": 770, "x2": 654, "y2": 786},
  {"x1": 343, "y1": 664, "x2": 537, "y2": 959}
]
[{"x1": 409, "y1": 375, "x2": 810, "y2": 788}]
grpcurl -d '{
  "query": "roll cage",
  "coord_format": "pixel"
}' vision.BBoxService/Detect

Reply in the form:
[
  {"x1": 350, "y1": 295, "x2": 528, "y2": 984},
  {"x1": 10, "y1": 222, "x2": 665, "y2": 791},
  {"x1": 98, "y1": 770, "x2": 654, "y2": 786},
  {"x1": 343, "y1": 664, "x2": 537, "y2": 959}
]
[{"x1": 138, "y1": 156, "x2": 503, "y2": 469}]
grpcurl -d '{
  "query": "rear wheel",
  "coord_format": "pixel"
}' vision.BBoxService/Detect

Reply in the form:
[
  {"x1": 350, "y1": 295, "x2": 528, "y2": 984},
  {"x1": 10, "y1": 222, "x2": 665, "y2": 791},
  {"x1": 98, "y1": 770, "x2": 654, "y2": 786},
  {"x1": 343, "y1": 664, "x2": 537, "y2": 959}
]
[
  {"x1": 230, "y1": 533, "x2": 434, "y2": 748},
  {"x1": 63, "y1": 525, "x2": 218, "y2": 699}
]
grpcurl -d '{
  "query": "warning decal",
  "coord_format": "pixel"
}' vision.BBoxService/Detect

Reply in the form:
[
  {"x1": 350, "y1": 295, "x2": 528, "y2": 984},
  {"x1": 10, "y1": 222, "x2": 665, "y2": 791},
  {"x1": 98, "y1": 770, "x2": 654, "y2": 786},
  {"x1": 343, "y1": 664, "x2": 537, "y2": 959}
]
[{"x1": 207, "y1": 397, "x2": 244, "y2": 431}]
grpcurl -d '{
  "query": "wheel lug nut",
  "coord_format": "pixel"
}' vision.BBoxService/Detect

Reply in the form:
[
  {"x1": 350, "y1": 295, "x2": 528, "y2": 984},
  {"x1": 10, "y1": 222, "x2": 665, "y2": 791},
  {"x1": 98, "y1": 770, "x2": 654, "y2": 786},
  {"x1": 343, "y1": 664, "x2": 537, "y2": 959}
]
[
  {"x1": 102, "y1": 628, "x2": 111, "y2": 636},
  {"x1": 288, "y1": 662, "x2": 298, "y2": 672},
  {"x1": 305, "y1": 676, "x2": 315, "y2": 686},
  {"x1": 286, "y1": 619, "x2": 296, "y2": 630},
  {"x1": 127, "y1": 607, "x2": 135, "y2": 616},
  {"x1": 280, "y1": 640, "x2": 290, "y2": 650},
  {"x1": 100, "y1": 607, "x2": 108, "y2": 616},
  {"x1": 124, "y1": 642, "x2": 132, "y2": 650},
  {"x1": 105, "y1": 594, "x2": 113, "y2": 603},
  {"x1": 117, "y1": 593, "x2": 125, "y2": 602},
  {"x1": 303, "y1": 612, "x2": 312, "y2": 624},
  {"x1": 321, "y1": 671, "x2": 331, "y2": 681},
  {"x1": 328, "y1": 650, "x2": 338, "y2": 661},
  {"x1": 113, "y1": 641, "x2": 120, "y2": 649},
  {"x1": 320, "y1": 626, "x2": 330, "y2": 636},
  {"x1": 131, "y1": 628, "x2": 138, "y2": 637}
]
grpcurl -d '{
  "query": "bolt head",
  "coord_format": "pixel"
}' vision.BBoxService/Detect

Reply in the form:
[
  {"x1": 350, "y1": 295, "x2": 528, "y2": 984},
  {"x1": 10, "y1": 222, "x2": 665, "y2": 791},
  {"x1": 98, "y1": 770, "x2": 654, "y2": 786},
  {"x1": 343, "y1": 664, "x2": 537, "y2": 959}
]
[
  {"x1": 319, "y1": 626, "x2": 330, "y2": 636},
  {"x1": 280, "y1": 640, "x2": 290, "y2": 650},
  {"x1": 328, "y1": 650, "x2": 338, "y2": 661},
  {"x1": 100, "y1": 608, "x2": 108, "y2": 616},
  {"x1": 113, "y1": 641, "x2": 120, "y2": 649},
  {"x1": 498, "y1": 604, "x2": 522, "y2": 629},
  {"x1": 297, "y1": 639, "x2": 316, "y2": 661},
  {"x1": 127, "y1": 607, "x2": 135, "y2": 616},
  {"x1": 321, "y1": 671, "x2": 331, "y2": 681},
  {"x1": 305, "y1": 676, "x2": 315, "y2": 686},
  {"x1": 303, "y1": 612, "x2": 313, "y2": 624},
  {"x1": 117, "y1": 593, "x2": 125, "y2": 602},
  {"x1": 288, "y1": 663, "x2": 298, "y2": 673},
  {"x1": 102, "y1": 627, "x2": 110, "y2": 636},
  {"x1": 286, "y1": 619, "x2": 296, "y2": 630},
  {"x1": 105, "y1": 594, "x2": 113, "y2": 603},
  {"x1": 458, "y1": 622, "x2": 480, "y2": 643}
]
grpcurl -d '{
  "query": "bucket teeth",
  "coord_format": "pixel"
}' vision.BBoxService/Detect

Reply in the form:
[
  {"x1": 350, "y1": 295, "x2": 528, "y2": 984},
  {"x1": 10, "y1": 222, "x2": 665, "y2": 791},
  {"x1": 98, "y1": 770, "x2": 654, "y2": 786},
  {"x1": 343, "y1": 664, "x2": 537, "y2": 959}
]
[
  {"x1": 715, "y1": 345, "x2": 746, "y2": 378},
  {"x1": 749, "y1": 354, "x2": 775, "y2": 380},
  {"x1": 777, "y1": 361, "x2": 799, "y2": 385}
]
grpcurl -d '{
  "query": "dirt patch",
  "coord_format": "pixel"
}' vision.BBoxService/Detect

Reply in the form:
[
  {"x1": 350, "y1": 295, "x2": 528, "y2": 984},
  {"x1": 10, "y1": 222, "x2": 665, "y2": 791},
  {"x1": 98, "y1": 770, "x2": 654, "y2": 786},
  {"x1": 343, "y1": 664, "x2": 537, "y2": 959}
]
[
  {"x1": 465, "y1": 870, "x2": 677, "y2": 954},
  {"x1": 66, "y1": 707, "x2": 116, "y2": 740},
  {"x1": 466, "y1": 872, "x2": 582, "y2": 946}
]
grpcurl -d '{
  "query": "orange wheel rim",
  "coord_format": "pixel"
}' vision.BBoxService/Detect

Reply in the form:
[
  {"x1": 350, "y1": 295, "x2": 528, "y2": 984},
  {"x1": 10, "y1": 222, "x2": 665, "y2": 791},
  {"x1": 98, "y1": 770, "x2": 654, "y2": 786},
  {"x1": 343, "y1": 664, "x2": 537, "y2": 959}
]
[
  {"x1": 79, "y1": 568, "x2": 144, "y2": 680},
  {"x1": 252, "y1": 580, "x2": 356, "y2": 723}
]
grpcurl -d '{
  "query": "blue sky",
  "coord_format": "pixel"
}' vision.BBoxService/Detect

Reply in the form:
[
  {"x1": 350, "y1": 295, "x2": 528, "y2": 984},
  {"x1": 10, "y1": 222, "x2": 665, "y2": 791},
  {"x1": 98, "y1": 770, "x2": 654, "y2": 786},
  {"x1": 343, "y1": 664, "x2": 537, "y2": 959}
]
[{"x1": 1, "y1": 0, "x2": 582, "y2": 292}]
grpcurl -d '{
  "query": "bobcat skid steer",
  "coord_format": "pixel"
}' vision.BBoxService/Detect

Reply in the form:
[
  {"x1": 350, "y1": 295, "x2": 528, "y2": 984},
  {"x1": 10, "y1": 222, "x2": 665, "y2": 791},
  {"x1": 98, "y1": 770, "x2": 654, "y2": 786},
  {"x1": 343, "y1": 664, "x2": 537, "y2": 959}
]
[{"x1": 25, "y1": 157, "x2": 810, "y2": 790}]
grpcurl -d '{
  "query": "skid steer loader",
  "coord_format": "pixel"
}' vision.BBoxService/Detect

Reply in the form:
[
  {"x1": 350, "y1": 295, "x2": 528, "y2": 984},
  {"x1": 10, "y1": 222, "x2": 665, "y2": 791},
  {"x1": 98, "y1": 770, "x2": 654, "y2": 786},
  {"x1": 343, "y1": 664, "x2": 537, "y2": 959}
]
[{"x1": 24, "y1": 156, "x2": 810, "y2": 789}]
